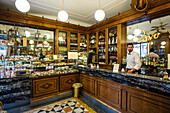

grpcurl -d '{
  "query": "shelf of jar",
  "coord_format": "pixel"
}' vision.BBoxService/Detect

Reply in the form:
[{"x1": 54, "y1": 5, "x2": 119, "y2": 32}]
[
  {"x1": 108, "y1": 43, "x2": 117, "y2": 45},
  {"x1": 59, "y1": 45, "x2": 67, "y2": 47}
]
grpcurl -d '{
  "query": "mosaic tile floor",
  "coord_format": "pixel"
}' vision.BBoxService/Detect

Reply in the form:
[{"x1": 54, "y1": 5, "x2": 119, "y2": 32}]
[{"x1": 24, "y1": 97, "x2": 96, "y2": 113}]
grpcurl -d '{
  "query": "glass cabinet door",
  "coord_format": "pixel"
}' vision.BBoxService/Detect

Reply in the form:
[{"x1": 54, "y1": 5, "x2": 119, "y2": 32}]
[
  {"x1": 80, "y1": 34, "x2": 87, "y2": 52},
  {"x1": 98, "y1": 30, "x2": 105, "y2": 64},
  {"x1": 70, "y1": 33, "x2": 78, "y2": 52},
  {"x1": 108, "y1": 27, "x2": 117, "y2": 64},
  {"x1": 58, "y1": 31, "x2": 67, "y2": 59}
]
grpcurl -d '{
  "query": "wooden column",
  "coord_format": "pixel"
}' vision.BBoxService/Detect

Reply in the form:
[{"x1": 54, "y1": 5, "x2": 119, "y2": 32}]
[
  {"x1": 67, "y1": 31, "x2": 70, "y2": 53},
  {"x1": 165, "y1": 38, "x2": 170, "y2": 57},
  {"x1": 87, "y1": 34, "x2": 89, "y2": 52},
  {"x1": 96, "y1": 32, "x2": 99, "y2": 62},
  {"x1": 117, "y1": 24, "x2": 127, "y2": 69},
  {"x1": 78, "y1": 33, "x2": 80, "y2": 52},
  {"x1": 55, "y1": 29, "x2": 59, "y2": 55},
  {"x1": 105, "y1": 28, "x2": 109, "y2": 64}
]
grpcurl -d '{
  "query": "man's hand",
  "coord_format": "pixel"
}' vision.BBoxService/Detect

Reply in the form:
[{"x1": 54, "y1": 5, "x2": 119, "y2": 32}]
[{"x1": 127, "y1": 70, "x2": 132, "y2": 73}]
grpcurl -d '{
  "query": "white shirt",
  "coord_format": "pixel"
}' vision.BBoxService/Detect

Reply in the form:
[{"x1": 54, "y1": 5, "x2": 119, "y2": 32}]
[
  {"x1": 146, "y1": 52, "x2": 159, "y2": 58},
  {"x1": 126, "y1": 51, "x2": 141, "y2": 70}
]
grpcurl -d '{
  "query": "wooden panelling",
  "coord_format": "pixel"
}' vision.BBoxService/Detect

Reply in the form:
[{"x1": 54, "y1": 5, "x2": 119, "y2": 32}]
[
  {"x1": 97, "y1": 81, "x2": 122, "y2": 109},
  {"x1": 117, "y1": 24, "x2": 127, "y2": 69},
  {"x1": 87, "y1": 34, "x2": 89, "y2": 52},
  {"x1": 80, "y1": 73, "x2": 170, "y2": 113},
  {"x1": 60, "y1": 74, "x2": 79, "y2": 91},
  {"x1": 127, "y1": 90, "x2": 170, "y2": 113},
  {"x1": 0, "y1": 9, "x2": 88, "y2": 33},
  {"x1": 55, "y1": 29, "x2": 59, "y2": 54},
  {"x1": 80, "y1": 74, "x2": 95, "y2": 94},
  {"x1": 32, "y1": 77, "x2": 59, "y2": 98},
  {"x1": 96, "y1": 32, "x2": 99, "y2": 62},
  {"x1": 105, "y1": 28, "x2": 109, "y2": 64},
  {"x1": 88, "y1": 1, "x2": 170, "y2": 32},
  {"x1": 78, "y1": 33, "x2": 81, "y2": 52},
  {"x1": 67, "y1": 31, "x2": 70, "y2": 52}
]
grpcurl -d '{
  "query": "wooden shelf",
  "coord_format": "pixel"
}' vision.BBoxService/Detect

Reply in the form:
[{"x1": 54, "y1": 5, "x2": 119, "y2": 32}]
[{"x1": 89, "y1": 47, "x2": 96, "y2": 49}]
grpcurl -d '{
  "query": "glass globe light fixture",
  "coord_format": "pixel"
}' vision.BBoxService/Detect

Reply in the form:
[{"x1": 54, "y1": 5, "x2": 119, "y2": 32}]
[
  {"x1": 58, "y1": 10, "x2": 68, "y2": 22},
  {"x1": 94, "y1": 9, "x2": 105, "y2": 21},
  {"x1": 15, "y1": 0, "x2": 30, "y2": 12},
  {"x1": 127, "y1": 35, "x2": 134, "y2": 40},
  {"x1": 161, "y1": 41, "x2": 166, "y2": 45},
  {"x1": 29, "y1": 40, "x2": 34, "y2": 44},
  {"x1": 134, "y1": 29, "x2": 141, "y2": 36}
]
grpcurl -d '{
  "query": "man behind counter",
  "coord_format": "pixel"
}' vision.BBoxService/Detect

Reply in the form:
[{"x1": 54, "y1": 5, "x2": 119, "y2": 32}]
[{"x1": 126, "y1": 43, "x2": 141, "y2": 73}]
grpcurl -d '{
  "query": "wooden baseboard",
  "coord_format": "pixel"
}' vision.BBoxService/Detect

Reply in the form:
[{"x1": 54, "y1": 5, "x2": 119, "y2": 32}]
[
  {"x1": 82, "y1": 91, "x2": 121, "y2": 113},
  {"x1": 31, "y1": 90, "x2": 72, "y2": 103}
]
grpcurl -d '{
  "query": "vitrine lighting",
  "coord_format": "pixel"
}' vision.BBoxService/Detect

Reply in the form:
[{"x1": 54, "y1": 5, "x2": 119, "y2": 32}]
[
  {"x1": 161, "y1": 41, "x2": 166, "y2": 45},
  {"x1": 127, "y1": 35, "x2": 134, "y2": 40},
  {"x1": 29, "y1": 40, "x2": 34, "y2": 44}
]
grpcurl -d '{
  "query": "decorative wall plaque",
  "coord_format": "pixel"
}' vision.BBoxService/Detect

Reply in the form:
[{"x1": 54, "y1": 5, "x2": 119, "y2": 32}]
[{"x1": 131, "y1": 0, "x2": 151, "y2": 12}]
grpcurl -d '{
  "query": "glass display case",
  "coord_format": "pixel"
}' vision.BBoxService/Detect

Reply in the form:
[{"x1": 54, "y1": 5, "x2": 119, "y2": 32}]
[
  {"x1": 80, "y1": 34, "x2": 87, "y2": 52},
  {"x1": 89, "y1": 33, "x2": 96, "y2": 53},
  {"x1": 151, "y1": 39, "x2": 166, "y2": 58},
  {"x1": 0, "y1": 24, "x2": 55, "y2": 78},
  {"x1": 58, "y1": 31, "x2": 67, "y2": 59},
  {"x1": 70, "y1": 33, "x2": 78, "y2": 52},
  {"x1": 98, "y1": 30, "x2": 105, "y2": 64},
  {"x1": 108, "y1": 27, "x2": 117, "y2": 64}
]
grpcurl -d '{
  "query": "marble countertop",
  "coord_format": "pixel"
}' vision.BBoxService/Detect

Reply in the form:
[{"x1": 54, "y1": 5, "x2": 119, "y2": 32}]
[
  {"x1": 78, "y1": 65, "x2": 170, "y2": 83},
  {"x1": 77, "y1": 65, "x2": 170, "y2": 97}
]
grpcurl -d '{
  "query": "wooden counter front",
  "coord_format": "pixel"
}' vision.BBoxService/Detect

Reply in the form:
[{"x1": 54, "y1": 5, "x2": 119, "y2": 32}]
[
  {"x1": 80, "y1": 73, "x2": 170, "y2": 113},
  {"x1": 31, "y1": 72, "x2": 79, "y2": 102}
]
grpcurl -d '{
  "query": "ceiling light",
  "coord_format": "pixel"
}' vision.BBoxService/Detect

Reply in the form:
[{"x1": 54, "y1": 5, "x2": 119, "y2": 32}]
[
  {"x1": 134, "y1": 29, "x2": 141, "y2": 36},
  {"x1": 58, "y1": 10, "x2": 68, "y2": 22},
  {"x1": 29, "y1": 40, "x2": 34, "y2": 44},
  {"x1": 161, "y1": 41, "x2": 166, "y2": 45},
  {"x1": 15, "y1": 0, "x2": 30, "y2": 13},
  {"x1": 25, "y1": 31, "x2": 30, "y2": 37},
  {"x1": 95, "y1": 9, "x2": 105, "y2": 21},
  {"x1": 127, "y1": 35, "x2": 134, "y2": 40},
  {"x1": 95, "y1": 0, "x2": 105, "y2": 21},
  {"x1": 58, "y1": 0, "x2": 68, "y2": 22}
]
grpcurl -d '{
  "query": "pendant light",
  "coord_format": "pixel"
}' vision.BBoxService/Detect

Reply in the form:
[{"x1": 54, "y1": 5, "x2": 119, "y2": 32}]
[
  {"x1": 58, "y1": 0, "x2": 68, "y2": 22},
  {"x1": 127, "y1": 27, "x2": 134, "y2": 40},
  {"x1": 15, "y1": 0, "x2": 30, "y2": 12},
  {"x1": 134, "y1": 25, "x2": 141, "y2": 36},
  {"x1": 95, "y1": 0, "x2": 105, "y2": 21}
]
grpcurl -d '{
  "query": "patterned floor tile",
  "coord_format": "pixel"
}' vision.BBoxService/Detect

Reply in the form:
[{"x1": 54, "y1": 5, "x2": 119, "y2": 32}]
[{"x1": 24, "y1": 97, "x2": 96, "y2": 113}]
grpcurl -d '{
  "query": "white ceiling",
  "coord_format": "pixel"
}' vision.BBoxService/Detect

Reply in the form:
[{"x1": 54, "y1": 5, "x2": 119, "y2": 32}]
[{"x1": 0, "y1": 0, "x2": 131, "y2": 26}]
